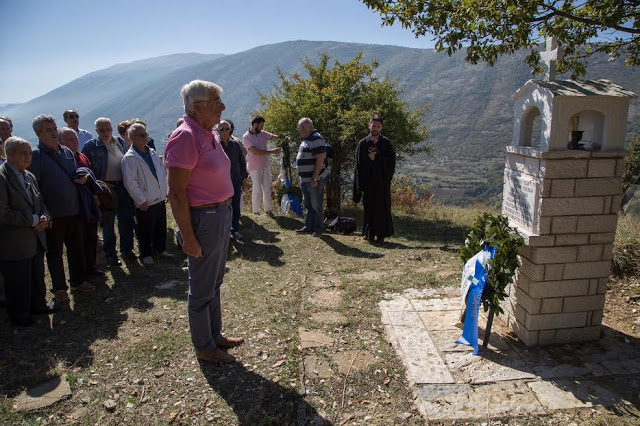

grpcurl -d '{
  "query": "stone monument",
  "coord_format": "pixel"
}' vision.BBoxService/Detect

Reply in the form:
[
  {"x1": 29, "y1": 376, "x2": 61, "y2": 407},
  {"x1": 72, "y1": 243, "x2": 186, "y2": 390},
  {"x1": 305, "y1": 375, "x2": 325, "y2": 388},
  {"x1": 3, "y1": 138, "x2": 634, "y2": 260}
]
[{"x1": 501, "y1": 38, "x2": 637, "y2": 345}]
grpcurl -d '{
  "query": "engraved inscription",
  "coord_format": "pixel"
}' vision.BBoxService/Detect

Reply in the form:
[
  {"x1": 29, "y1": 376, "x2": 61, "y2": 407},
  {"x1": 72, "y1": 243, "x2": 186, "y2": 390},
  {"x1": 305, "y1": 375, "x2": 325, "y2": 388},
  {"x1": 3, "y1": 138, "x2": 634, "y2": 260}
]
[{"x1": 502, "y1": 171, "x2": 540, "y2": 232}]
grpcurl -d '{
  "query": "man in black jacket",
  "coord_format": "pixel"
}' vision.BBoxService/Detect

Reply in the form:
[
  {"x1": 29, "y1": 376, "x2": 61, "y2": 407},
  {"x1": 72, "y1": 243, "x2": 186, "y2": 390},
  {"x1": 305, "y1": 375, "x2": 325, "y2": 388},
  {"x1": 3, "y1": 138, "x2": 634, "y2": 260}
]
[{"x1": 352, "y1": 115, "x2": 396, "y2": 243}]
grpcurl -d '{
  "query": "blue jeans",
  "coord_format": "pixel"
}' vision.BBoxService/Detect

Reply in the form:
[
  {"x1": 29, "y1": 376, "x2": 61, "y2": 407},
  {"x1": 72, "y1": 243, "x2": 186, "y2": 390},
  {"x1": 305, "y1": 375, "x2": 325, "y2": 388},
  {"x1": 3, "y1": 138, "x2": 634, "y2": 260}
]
[
  {"x1": 230, "y1": 174, "x2": 242, "y2": 232},
  {"x1": 300, "y1": 176, "x2": 326, "y2": 233},
  {"x1": 103, "y1": 181, "x2": 135, "y2": 258}
]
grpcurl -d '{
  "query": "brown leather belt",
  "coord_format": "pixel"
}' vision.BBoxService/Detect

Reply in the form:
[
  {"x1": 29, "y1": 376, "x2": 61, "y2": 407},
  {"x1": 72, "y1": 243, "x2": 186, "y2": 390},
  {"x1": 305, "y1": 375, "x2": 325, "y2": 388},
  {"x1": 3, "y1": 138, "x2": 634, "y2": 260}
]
[{"x1": 190, "y1": 198, "x2": 232, "y2": 210}]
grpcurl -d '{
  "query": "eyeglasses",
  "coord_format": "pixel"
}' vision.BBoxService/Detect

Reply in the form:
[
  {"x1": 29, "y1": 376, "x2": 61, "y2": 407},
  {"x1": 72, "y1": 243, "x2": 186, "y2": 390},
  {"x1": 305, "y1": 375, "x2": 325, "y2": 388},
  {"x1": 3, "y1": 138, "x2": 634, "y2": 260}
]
[
  {"x1": 133, "y1": 132, "x2": 148, "y2": 138},
  {"x1": 67, "y1": 114, "x2": 79, "y2": 119},
  {"x1": 218, "y1": 127, "x2": 230, "y2": 131}
]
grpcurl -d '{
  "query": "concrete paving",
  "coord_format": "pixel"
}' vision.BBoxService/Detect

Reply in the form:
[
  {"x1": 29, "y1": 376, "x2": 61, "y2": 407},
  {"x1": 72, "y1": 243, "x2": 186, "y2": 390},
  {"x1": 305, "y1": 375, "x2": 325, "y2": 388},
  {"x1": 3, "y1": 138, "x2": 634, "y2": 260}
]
[{"x1": 380, "y1": 291, "x2": 640, "y2": 422}]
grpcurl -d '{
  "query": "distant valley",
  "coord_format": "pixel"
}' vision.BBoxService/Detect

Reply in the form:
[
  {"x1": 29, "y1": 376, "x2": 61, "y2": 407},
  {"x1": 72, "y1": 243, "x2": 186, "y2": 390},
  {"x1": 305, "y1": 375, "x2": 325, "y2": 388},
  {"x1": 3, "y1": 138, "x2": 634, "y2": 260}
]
[{"x1": 2, "y1": 41, "x2": 638, "y2": 206}]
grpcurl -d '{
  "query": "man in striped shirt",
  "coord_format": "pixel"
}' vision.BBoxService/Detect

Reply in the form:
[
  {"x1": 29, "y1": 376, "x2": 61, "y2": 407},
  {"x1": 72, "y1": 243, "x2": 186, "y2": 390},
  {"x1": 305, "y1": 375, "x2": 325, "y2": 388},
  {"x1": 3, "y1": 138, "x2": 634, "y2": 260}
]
[{"x1": 295, "y1": 118, "x2": 330, "y2": 237}]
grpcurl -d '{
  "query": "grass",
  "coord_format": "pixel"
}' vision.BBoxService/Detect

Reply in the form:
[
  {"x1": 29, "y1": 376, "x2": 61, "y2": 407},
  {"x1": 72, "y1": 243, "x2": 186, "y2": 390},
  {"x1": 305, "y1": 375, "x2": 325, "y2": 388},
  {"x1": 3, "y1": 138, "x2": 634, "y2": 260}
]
[{"x1": 1, "y1": 202, "x2": 639, "y2": 425}]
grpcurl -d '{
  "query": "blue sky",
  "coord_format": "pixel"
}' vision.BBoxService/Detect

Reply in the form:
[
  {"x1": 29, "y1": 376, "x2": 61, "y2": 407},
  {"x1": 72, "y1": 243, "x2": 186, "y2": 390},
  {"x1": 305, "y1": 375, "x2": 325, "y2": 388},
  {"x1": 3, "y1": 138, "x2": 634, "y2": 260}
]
[{"x1": 0, "y1": 0, "x2": 434, "y2": 104}]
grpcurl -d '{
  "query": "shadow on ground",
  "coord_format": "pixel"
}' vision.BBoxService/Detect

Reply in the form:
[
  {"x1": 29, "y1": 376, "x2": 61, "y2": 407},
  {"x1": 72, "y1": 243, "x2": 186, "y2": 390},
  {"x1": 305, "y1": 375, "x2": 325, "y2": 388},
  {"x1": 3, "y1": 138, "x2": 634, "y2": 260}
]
[
  {"x1": 201, "y1": 362, "x2": 331, "y2": 425},
  {"x1": 0, "y1": 235, "x2": 188, "y2": 397}
]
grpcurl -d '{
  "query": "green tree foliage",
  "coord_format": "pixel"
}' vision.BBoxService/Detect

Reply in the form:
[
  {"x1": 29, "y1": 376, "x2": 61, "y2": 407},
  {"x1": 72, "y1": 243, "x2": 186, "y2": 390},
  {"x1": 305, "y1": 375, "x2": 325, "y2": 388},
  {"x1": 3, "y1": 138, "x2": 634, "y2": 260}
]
[
  {"x1": 361, "y1": 0, "x2": 640, "y2": 78},
  {"x1": 257, "y1": 53, "x2": 430, "y2": 213},
  {"x1": 623, "y1": 134, "x2": 640, "y2": 194},
  {"x1": 458, "y1": 213, "x2": 524, "y2": 315}
]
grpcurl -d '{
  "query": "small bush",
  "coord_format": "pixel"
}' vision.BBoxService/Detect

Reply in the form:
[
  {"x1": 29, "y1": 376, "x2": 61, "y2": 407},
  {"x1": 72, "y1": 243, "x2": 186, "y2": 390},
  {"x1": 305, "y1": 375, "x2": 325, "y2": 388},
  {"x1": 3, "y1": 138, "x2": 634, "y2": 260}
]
[
  {"x1": 392, "y1": 174, "x2": 433, "y2": 209},
  {"x1": 612, "y1": 214, "x2": 640, "y2": 277}
]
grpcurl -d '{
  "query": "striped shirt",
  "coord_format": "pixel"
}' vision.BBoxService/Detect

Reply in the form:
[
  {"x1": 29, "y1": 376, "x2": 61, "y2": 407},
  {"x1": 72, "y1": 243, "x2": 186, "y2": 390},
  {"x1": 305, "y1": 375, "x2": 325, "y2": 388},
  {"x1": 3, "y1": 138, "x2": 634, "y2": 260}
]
[{"x1": 296, "y1": 130, "x2": 329, "y2": 183}]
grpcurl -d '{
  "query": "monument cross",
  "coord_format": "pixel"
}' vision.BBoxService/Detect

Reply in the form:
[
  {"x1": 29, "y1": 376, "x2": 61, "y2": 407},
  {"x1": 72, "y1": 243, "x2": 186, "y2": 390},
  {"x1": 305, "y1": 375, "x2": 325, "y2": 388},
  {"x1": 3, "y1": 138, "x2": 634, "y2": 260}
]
[{"x1": 539, "y1": 36, "x2": 563, "y2": 81}]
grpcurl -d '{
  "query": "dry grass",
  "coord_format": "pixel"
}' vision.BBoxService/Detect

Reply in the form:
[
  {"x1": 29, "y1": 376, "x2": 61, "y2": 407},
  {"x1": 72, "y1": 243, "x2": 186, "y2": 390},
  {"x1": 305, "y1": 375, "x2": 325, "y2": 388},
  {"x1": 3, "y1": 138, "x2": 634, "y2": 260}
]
[{"x1": 1, "y1": 203, "x2": 639, "y2": 425}]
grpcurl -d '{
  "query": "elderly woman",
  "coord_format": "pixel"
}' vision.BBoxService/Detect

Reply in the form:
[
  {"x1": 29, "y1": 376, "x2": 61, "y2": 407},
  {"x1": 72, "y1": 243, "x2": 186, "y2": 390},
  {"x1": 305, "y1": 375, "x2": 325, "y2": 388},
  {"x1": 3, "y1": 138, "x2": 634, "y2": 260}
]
[
  {"x1": 121, "y1": 123, "x2": 171, "y2": 265},
  {"x1": 219, "y1": 119, "x2": 248, "y2": 240},
  {"x1": 165, "y1": 80, "x2": 243, "y2": 364},
  {"x1": 0, "y1": 116, "x2": 13, "y2": 164},
  {"x1": 0, "y1": 137, "x2": 56, "y2": 326}
]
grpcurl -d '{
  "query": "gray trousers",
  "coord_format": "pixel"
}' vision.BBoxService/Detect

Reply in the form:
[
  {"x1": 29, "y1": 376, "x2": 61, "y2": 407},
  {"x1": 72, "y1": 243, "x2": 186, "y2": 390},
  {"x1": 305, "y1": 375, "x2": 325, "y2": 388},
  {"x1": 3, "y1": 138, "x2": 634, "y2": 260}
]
[{"x1": 180, "y1": 204, "x2": 231, "y2": 352}]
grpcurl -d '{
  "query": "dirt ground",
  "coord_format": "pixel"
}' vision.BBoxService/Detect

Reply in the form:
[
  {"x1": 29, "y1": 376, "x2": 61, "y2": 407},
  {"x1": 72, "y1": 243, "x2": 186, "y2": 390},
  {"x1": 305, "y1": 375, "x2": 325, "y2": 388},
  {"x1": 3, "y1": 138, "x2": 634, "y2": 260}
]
[{"x1": 1, "y1": 207, "x2": 639, "y2": 425}]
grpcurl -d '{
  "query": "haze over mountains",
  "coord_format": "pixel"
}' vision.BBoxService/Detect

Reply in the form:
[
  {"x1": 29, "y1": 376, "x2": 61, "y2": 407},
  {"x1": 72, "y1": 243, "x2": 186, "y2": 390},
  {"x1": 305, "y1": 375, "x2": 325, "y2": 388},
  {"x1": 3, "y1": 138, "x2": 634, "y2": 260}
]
[{"x1": 2, "y1": 40, "x2": 638, "y2": 204}]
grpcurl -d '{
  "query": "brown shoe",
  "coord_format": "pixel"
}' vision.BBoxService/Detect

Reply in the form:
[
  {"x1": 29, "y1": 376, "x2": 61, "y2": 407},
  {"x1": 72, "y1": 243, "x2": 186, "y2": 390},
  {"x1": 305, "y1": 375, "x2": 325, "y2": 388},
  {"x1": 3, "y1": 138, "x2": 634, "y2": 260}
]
[
  {"x1": 54, "y1": 290, "x2": 70, "y2": 303},
  {"x1": 70, "y1": 281, "x2": 96, "y2": 292},
  {"x1": 196, "y1": 348, "x2": 236, "y2": 364},
  {"x1": 215, "y1": 336, "x2": 244, "y2": 349}
]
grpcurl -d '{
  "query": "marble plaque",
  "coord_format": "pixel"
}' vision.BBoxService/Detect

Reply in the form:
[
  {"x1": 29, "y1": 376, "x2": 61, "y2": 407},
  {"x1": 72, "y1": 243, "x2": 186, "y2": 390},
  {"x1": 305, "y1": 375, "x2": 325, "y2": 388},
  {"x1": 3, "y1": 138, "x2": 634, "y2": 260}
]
[{"x1": 502, "y1": 170, "x2": 540, "y2": 232}]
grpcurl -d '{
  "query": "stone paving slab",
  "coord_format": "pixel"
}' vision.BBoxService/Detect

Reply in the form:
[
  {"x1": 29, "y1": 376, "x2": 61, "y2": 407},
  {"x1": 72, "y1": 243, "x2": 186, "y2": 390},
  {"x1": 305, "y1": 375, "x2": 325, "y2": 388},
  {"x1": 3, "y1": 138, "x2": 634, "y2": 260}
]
[
  {"x1": 528, "y1": 379, "x2": 631, "y2": 409},
  {"x1": 299, "y1": 328, "x2": 334, "y2": 349},
  {"x1": 443, "y1": 351, "x2": 536, "y2": 384},
  {"x1": 419, "y1": 381, "x2": 546, "y2": 421},
  {"x1": 13, "y1": 375, "x2": 72, "y2": 412},
  {"x1": 417, "y1": 310, "x2": 462, "y2": 331},
  {"x1": 303, "y1": 356, "x2": 334, "y2": 379},
  {"x1": 531, "y1": 364, "x2": 591, "y2": 379},
  {"x1": 410, "y1": 298, "x2": 460, "y2": 312},
  {"x1": 380, "y1": 293, "x2": 640, "y2": 422},
  {"x1": 430, "y1": 328, "x2": 513, "y2": 353},
  {"x1": 384, "y1": 320, "x2": 454, "y2": 384}
]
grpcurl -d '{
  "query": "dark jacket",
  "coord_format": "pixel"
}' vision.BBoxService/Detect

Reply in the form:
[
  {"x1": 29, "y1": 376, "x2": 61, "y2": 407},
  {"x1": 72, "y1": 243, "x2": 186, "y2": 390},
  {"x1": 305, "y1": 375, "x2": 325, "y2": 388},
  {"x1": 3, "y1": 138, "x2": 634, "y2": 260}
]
[
  {"x1": 74, "y1": 167, "x2": 103, "y2": 224},
  {"x1": 28, "y1": 143, "x2": 80, "y2": 218},
  {"x1": 81, "y1": 136, "x2": 127, "y2": 180},
  {"x1": 0, "y1": 162, "x2": 49, "y2": 260}
]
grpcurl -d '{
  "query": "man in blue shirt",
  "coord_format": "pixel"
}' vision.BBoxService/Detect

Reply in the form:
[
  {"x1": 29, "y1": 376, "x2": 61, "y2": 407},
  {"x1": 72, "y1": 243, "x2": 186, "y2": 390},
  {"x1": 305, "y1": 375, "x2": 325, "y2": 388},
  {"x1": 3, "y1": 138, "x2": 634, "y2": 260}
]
[{"x1": 63, "y1": 110, "x2": 93, "y2": 148}]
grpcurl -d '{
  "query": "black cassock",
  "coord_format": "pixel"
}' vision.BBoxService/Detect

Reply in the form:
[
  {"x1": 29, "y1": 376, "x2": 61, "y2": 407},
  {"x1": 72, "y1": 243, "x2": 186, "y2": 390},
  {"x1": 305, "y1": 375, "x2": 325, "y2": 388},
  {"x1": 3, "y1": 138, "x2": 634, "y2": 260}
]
[{"x1": 352, "y1": 134, "x2": 396, "y2": 239}]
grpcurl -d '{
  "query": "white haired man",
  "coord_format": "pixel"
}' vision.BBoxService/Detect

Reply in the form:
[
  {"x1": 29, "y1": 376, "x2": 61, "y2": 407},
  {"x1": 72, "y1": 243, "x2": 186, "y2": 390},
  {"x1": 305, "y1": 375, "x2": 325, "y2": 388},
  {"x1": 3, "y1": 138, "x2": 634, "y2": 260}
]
[
  {"x1": 165, "y1": 80, "x2": 243, "y2": 364},
  {"x1": 82, "y1": 117, "x2": 136, "y2": 265},
  {"x1": 0, "y1": 137, "x2": 57, "y2": 325},
  {"x1": 122, "y1": 122, "x2": 171, "y2": 266}
]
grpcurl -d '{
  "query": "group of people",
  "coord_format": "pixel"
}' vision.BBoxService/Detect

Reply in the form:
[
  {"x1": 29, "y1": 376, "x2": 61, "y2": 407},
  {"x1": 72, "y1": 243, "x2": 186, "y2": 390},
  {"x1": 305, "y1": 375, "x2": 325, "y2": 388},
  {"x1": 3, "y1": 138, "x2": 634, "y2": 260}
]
[{"x1": 0, "y1": 79, "x2": 396, "y2": 365}]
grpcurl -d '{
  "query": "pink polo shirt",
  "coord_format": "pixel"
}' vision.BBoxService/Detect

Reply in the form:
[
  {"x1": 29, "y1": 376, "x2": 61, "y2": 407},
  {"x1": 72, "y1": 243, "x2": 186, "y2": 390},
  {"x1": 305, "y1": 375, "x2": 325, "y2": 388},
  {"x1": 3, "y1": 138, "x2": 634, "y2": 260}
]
[
  {"x1": 164, "y1": 116, "x2": 233, "y2": 207},
  {"x1": 242, "y1": 130, "x2": 274, "y2": 171}
]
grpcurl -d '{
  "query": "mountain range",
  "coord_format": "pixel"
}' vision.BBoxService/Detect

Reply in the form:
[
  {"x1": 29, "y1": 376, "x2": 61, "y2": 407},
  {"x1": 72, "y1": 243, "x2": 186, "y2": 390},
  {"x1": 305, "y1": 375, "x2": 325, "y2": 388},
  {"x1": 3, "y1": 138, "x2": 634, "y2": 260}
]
[{"x1": 2, "y1": 40, "x2": 638, "y2": 204}]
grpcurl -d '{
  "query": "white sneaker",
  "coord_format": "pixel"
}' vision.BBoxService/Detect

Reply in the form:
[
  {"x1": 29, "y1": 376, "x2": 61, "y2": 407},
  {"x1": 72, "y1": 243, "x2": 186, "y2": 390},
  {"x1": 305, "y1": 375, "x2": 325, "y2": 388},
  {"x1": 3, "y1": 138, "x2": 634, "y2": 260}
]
[
  {"x1": 142, "y1": 256, "x2": 154, "y2": 265},
  {"x1": 158, "y1": 251, "x2": 175, "y2": 258},
  {"x1": 232, "y1": 231, "x2": 243, "y2": 241}
]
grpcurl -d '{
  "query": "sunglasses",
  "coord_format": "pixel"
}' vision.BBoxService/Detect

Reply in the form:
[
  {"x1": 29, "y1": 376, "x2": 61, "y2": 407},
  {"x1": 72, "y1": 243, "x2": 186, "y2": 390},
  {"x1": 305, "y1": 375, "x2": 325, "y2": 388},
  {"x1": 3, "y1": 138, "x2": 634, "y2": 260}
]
[
  {"x1": 67, "y1": 114, "x2": 79, "y2": 119},
  {"x1": 218, "y1": 127, "x2": 231, "y2": 131}
]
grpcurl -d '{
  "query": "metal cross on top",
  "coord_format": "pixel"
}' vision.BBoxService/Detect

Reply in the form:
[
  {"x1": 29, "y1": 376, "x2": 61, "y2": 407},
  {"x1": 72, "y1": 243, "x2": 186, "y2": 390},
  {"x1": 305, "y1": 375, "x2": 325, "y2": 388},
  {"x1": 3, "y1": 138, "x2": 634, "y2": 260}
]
[{"x1": 539, "y1": 36, "x2": 564, "y2": 81}]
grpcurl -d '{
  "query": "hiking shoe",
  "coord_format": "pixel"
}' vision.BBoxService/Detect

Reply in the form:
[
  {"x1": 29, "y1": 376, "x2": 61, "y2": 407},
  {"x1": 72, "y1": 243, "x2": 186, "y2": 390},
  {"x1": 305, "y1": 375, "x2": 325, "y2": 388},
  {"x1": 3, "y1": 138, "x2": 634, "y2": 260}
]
[
  {"x1": 295, "y1": 226, "x2": 311, "y2": 234},
  {"x1": 70, "y1": 281, "x2": 95, "y2": 292},
  {"x1": 54, "y1": 290, "x2": 70, "y2": 303},
  {"x1": 158, "y1": 251, "x2": 175, "y2": 258},
  {"x1": 122, "y1": 251, "x2": 138, "y2": 260},
  {"x1": 231, "y1": 231, "x2": 243, "y2": 241},
  {"x1": 266, "y1": 211, "x2": 275, "y2": 218},
  {"x1": 142, "y1": 256, "x2": 154, "y2": 266}
]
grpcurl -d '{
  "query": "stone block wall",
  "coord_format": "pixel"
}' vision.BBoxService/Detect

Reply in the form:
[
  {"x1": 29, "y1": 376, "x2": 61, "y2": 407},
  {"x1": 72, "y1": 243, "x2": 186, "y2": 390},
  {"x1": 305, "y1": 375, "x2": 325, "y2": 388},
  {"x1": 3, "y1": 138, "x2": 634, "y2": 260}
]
[{"x1": 501, "y1": 146, "x2": 625, "y2": 346}]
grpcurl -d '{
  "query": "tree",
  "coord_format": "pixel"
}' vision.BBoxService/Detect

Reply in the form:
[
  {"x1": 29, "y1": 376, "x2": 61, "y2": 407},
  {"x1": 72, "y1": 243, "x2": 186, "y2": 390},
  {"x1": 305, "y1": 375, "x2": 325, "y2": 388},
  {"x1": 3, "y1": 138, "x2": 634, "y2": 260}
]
[
  {"x1": 623, "y1": 134, "x2": 640, "y2": 194},
  {"x1": 258, "y1": 53, "x2": 429, "y2": 213},
  {"x1": 361, "y1": 0, "x2": 640, "y2": 78}
]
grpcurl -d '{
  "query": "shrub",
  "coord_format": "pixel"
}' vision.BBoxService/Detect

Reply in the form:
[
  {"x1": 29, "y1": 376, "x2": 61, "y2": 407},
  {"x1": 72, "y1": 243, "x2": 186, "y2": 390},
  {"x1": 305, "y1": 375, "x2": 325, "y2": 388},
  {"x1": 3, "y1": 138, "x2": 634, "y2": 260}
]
[{"x1": 392, "y1": 174, "x2": 433, "y2": 209}]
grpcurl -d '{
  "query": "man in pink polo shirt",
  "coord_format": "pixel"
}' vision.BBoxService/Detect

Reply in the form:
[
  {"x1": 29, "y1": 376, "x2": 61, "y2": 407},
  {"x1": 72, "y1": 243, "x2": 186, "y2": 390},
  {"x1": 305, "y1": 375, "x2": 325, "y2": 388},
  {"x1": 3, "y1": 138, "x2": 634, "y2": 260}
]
[
  {"x1": 242, "y1": 116, "x2": 281, "y2": 217},
  {"x1": 165, "y1": 79, "x2": 243, "y2": 364}
]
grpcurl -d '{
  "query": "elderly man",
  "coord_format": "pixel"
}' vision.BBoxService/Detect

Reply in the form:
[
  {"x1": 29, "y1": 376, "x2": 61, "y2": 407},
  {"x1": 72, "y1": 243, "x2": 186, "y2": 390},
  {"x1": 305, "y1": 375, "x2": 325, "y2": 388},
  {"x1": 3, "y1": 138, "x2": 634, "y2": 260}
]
[
  {"x1": 242, "y1": 116, "x2": 281, "y2": 217},
  {"x1": 0, "y1": 116, "x2": 13, "y2": 164},
  {"x1": 82, "y1": 117, "x2": 136, "y2": 265},
  {"x1": 28, "y1": 115, "x2": 94, "y2": 303},
  {"x1": 165, "y1": 79, "x2": 243, "y2": 364},
  {"x1": 59, "y1": 127, "x2": 103, "y2": 276},
  {"x1": 122, "y1": 122, "x2": 171, "y2": 266},
  {"x1": 63, "y1": 110, "x2": 93, "y2": 148},
  {"x1": 295, "y1": 118, "x2": 330, "y2": 237},
  {"x1": 0, "y1": 137, "x2": 57, "y2": 326},
  {"x1": 353, "y1": 115, "x2": 396, "y2": 243}
]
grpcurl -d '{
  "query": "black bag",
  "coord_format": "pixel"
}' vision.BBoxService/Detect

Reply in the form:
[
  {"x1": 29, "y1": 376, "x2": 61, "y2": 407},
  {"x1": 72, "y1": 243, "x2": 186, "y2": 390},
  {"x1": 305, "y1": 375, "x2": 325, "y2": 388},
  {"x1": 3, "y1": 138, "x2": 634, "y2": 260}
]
[{"x1": 326, "y1": 216, "x2": 357, "y2": 234}]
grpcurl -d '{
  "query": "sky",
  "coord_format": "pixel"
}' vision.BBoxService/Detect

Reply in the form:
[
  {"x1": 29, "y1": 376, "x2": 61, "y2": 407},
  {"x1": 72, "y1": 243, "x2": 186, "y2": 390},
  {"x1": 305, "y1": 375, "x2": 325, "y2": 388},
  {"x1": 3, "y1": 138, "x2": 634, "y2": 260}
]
[{"x1": 0, "y1": 0, "x2": 434, "y2": 104}]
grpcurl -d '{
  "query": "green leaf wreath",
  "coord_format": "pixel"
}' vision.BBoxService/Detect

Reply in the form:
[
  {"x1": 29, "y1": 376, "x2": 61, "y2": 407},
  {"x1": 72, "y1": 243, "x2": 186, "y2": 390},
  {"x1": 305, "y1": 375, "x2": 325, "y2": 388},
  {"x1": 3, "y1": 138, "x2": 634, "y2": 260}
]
[{"x1": 458, "y1": 212, "x2": 524, "y2": 315}]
